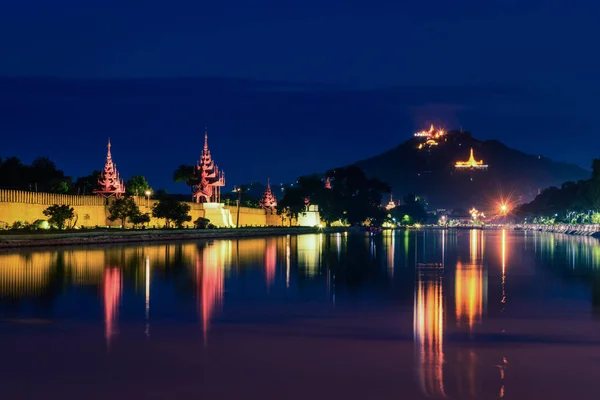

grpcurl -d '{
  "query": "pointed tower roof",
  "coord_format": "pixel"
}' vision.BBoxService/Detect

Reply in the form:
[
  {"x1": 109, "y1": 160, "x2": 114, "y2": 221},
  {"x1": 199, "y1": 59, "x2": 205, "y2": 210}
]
[
  {"x1": 259, "y1": 178, "x2": 277, "y2": 210},
  {"x1": 93, "y1": 138, "x2": 126, "y2": 198}
]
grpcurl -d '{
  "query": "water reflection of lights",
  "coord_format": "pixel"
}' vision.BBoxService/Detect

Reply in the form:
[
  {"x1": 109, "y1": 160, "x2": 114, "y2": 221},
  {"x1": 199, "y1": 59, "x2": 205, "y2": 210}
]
[
  {"x1": 145, "y1": 255, "x2": 150, "y2": 337},
  {"x1": 501, "y1": 229, "x2": 507, "y2": 307},
  {"x1": 384, "y1": 230, "x2": 395, "y2": 277},
  {"x1": 265, "y1": 238, "x2": 277, "y2": 289},
  {"x1": 0, "y1": 253, "x2": 53, "y2": 297},
  {"x1": 455, "y1": 261, "x2": 483, "y2": 329},
  {"x1": 286, "y1": 235, "x2": 291, "y2": 288},
  {"x1": 297, "y1": 234, "x2": 322, "y2": 277},
  {"x1": 195, "y1": 242, "x2": 227, "y2": 345},
  {"x1": 496, "y1": 357, "x2": 509, "y2": 398},
  {"x1": 414, "y1": 272, "x2": 446, "y2": 398},
  {"x1": 104, "y1": 268, "x2": 121, "y2": 348}
]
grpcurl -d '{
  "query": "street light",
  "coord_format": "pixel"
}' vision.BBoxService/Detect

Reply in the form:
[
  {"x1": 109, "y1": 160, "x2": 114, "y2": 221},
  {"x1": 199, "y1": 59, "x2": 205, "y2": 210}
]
[
  {"x1": 144, "y1": 190, "x2": 152, "y2": 208},
  {"x1": 235, "y1": 187, "x2": 242, "y2": 228},
  {"x1": 500, "y1": 204, "x2": 507, "y2": 214}
]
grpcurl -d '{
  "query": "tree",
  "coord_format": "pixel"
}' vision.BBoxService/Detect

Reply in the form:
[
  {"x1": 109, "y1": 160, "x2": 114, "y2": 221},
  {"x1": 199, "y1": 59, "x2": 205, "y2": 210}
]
[
  {"x1": 391, "y1": 194, "x2": 428, "y2": 223},
  {"x1": 130, "y1": 211, "x2": 151, "y2": 228},
  {"x1": 43, "y1": 204, "x2": 75, "y2": 229},
  {"x1": 277, "y1": 166, "x2": 390, "y2": 226},
  {"x1": 53, "y1": 181, "x2": 70, "y2": 194},
  {"x1": 152, "y1": 197, "x2": 192, "y2": 228},
  {"x1": 126, "y1": 175, "x2": 152, "y2": 196},
  {"x1": 173, "y1": 164, "x2": 196, "y2": 186},
  {"x1": 107, "y1": 197, "x2": 140, "y2": 228},
  {"x1": 73, "y1": 170, "x2": 102, "y2": 195},
  {"x1": 194, "y1": 217, "x2": 214, "y2": 229}
]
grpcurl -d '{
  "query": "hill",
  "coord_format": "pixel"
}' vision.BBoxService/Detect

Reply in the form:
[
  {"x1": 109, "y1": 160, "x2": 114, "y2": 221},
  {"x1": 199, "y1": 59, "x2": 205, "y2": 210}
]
[{"x1": 351, "y1": 129, "x2": 588, "y2": 209}]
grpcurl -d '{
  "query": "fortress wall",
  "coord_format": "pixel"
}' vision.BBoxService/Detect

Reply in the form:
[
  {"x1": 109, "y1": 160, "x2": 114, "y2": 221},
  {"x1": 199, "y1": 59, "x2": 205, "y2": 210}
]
[
  {"x1": 0, "y1": 190, "x2": 292, "y2": 228},
  {"x1": 224, "y1": 205, "x2": 269, "y2": 227},
  {"x1": 0, "y1": 190, "x2": 107, "y2": 227}
]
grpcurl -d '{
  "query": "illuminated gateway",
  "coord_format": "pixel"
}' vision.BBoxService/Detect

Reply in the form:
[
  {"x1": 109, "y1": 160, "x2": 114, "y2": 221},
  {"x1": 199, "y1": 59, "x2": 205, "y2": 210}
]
[
  {"x1": 455, "y1": 148, "x2": 488, "y2": 170},
  {"x1": 192, "y1": 130, "x2": 226, "y2": 203}
]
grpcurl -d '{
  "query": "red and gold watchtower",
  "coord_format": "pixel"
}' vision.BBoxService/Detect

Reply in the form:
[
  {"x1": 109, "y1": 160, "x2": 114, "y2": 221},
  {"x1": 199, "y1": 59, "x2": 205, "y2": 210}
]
[
  {"x1": 192, "y1": 129, "x2": 226, "y2": 203},
  {"x1": 93, "y1": 139, "x2": 126, "y2": 198},
  {"x1": 259, "y1": 178, "x2": 277, "y2": 210}
]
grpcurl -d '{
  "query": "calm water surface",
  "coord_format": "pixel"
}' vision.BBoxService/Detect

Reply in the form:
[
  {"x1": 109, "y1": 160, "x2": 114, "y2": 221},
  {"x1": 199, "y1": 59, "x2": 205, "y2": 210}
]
[{"x1": 2, "y1": 230, "x2": 600, "y2": 399}]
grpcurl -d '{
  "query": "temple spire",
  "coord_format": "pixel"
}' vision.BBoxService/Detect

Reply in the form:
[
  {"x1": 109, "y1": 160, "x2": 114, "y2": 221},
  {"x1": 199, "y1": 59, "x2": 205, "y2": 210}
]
[
  {"x1": 193, "y1": 127, "x2": 226, "y2": 203},
  {"x1": 260, "y1": 177, "x2": 277, "y2": 210},
  {"x1": 385, "y1": 193, "x2": 396, "y2": 210},
  {"x1": 93, "y1": 138, "x2": 126, "y2": 198}
]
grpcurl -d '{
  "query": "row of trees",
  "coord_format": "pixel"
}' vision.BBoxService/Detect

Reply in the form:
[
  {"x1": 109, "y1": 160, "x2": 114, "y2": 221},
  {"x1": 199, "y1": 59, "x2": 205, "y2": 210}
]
[
  {"x1": 516, "y1": 159, "x2": 600, "y2": 222},
  {"x1": 0, "y1": 156, "x2": 154, "y2": 196},
  {"x1": 277, "y1": 166, "x2": 391, "y2": 226},
  {"x1": 39, "y1": 197, "x2": 194, "y2": 230}
]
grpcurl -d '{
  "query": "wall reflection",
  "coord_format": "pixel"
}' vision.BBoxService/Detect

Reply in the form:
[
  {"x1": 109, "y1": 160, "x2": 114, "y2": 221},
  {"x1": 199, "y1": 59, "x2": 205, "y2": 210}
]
[{"x1": 414, "y1": 271, "x2": 446, "y2": 398}]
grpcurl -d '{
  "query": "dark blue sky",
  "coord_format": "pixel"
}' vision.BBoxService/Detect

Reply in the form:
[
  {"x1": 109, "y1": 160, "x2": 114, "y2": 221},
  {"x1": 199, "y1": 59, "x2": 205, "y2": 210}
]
[{"x1": 0, "y1": 1, "x2": 598, "y2": 192}]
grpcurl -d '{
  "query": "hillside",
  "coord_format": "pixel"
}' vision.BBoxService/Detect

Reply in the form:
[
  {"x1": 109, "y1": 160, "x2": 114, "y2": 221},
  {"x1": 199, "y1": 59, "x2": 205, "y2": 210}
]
[{"x1": 351, "y1": 130, "x2": 588, "y2": 209}]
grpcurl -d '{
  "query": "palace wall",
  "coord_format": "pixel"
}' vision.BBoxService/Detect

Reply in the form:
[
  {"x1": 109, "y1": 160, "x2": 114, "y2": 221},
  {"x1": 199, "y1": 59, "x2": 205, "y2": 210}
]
[
  {"x1": 0, "y1": 190, "x2": 107, "y2": 228},
  {"x1": 0, "y1": 190, "x2": 304, "y2": 229}
]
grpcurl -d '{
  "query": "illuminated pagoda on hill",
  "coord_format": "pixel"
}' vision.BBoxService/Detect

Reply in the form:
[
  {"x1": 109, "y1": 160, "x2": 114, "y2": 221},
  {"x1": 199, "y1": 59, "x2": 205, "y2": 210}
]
[
  {"x1": 93, "y1": 139, "x2": 126, "y2": 198},
  {"x1": 455, "y1": 148, "x2": 488, "y2": 170},
  {"x1": 385, "y1": 193, "x2": 397, "y2": 210},
  {"x1": 324, "y1": 176, "x2": 332, "y2": 189},
  {"x1": 414, "y1": 125, "x2": 447, "y2": 150},
  {"x1": 259, "y1": 178, "x2": 277, "y2": 210},
  {"x1": 192, "y1": 129, "x2": 226, "y2": 203}
]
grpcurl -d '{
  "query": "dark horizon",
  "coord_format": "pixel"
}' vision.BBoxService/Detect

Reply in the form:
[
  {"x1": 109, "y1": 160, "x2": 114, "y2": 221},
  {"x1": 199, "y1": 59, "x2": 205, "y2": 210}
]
[{"x1": 0, "y1": 76, "x2": 595, "y2": 194}]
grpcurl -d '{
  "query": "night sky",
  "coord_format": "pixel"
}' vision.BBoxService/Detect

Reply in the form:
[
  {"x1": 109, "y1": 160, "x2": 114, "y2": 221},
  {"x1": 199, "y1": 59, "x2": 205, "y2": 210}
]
[{"x1": 0, "y1": 0, "x2": 598, "y2": 193}]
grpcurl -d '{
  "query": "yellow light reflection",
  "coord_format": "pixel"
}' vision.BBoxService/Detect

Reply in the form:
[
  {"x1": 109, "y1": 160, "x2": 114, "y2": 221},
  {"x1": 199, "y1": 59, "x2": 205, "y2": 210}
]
[
  {"x1": 145, "y1": 255, "x2": 150, "y2": 337},
  {"x1": 297, "y1": 234, "x2": 322, "y2": 277},
  {"x1": 414, "y1": 273, "x2": 446, "y2": 397},
  {"x1": 501, "y1": 229, "x2": 507, "y2": 305},
  {"x1": 0, "y1": 253, "x2": 53, "y2": 297},
  {"x1": 386, "y1": 230, "x2": 395, "y2": 277},
  {"x1": 286, "y1": 235, "x2": 291, "y2": 288},
  {"x1": 455, "y1": 261, "x2": 482, "y2": 329}
]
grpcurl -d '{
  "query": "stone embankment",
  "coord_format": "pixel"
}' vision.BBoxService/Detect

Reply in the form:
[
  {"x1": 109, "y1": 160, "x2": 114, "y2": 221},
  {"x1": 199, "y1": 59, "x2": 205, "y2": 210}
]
[
  {"x1": 519, "y1": 224, "x2": 600, "y2": 237},
  {"x1": 0, "y1": 227, "x2": 328, "y2": 250}
]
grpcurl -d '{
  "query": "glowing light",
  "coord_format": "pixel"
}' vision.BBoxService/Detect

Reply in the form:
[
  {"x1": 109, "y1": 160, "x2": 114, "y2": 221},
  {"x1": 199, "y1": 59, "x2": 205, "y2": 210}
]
[
  {"x1": 104, "y1": 268, "x2": 121, "y2": 348},
  {"x1": 145, "y1": 256, "x2": 150, "y2": 337},
  {"x1": 196, "y1": 243, "x2": 225, "y2": 346},
  {"x1": 455, "y1": 148, "x2": 488, "y2": 169},
  {"x1": 414, "y1": 274, "x2": 446, "y2": 397},
  {"x1": 455, "y1": 260, "x2": 483, "y2": 329},
  {"x1": 265, "y1": 238, "x2": 276, "y2": 289}
]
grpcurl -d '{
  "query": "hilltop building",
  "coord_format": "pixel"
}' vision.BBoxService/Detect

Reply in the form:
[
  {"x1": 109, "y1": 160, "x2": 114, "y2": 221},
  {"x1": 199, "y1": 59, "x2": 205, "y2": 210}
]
[
  {"x1": 93, "y1": 139, "x2": 126, "y2": 198},
  {"x1": 455, "y1": 148, "x2": 488, "y2": 170}
]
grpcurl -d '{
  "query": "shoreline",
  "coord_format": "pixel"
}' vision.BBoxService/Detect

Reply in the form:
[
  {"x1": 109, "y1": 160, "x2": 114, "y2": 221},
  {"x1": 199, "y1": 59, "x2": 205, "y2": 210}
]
[
  {"x1": 519, "y1": 223, "x2": 600, "y2": 237},
  {"x1": 0, "y1": 227, "x2": 344, "y2": 250}
]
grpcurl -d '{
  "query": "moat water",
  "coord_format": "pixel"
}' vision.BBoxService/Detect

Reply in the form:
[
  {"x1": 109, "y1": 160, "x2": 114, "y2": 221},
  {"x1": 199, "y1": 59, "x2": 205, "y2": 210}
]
[{"x1": 1, "y1": 230, "x2": 600, "y2": 399}]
